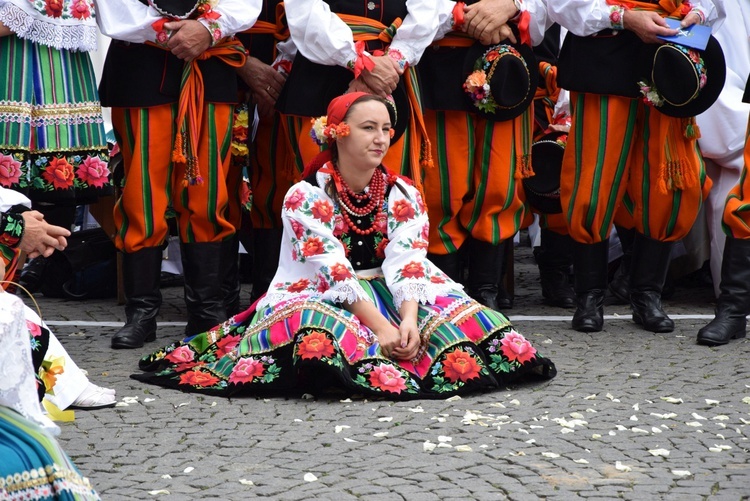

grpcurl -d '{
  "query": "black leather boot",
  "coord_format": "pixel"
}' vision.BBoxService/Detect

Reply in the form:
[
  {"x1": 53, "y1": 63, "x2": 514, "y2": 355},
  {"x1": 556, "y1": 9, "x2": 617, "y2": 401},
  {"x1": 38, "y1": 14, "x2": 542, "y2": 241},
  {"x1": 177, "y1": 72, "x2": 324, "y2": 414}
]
[
  {"x1": 249, "y1": 228, "x2": 283, "y2": 303},
  {"x1": 535, "y1": 229, "x2": 575, "y2": 308},
  {"x1": 697, "y1": 237, "x2": 750, "y2": 346},
  {"x1": 629, "y1": 232, "x2": 674, "y2": 333},
  {"x1": 17, "y1": 256, "x2": 48, "y2": 294},
  {"x1": 572, "y1": 240, "x2": 609, "y2": 332},
  {"x1": 221, "y1": 236, "x2": 242, "y2": 317},
  {"x1": 467, "y1": 239, "x2": 506, "y2": 310},
  {"x1": 608, "y1": 225, "x2": 635, "y2": 304},
  {"x1": 111, "y1": 247, "x2": 163, "y2": 349},
  {"x1": 182, "y1": 242, "x2": 227, "y2": 336},
  {"x1": 426, "y1": 251, "x2": 461, "y2": 283}
]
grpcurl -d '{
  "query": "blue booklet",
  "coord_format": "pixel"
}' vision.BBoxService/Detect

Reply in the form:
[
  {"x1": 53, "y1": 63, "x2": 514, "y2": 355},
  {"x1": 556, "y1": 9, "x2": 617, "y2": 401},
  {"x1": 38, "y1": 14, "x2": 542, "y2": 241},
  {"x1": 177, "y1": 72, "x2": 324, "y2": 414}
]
[{"x1": 656, "y1": 18, "x2": 711, "y2": 51}]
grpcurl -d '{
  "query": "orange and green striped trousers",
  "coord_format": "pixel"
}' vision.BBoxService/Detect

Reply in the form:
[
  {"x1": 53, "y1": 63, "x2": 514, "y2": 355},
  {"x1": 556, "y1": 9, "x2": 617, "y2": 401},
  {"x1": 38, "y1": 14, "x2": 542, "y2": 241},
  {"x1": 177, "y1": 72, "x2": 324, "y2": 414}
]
[
  {"x1": 422, "y1": 110, "x2": 529, "y2": 254},
  {"x1": 561, "y1": 92, "x2": 710, "y2": 244},
  {"x1": 111, "y1": 103, "x2": 236, "y2": 252}
]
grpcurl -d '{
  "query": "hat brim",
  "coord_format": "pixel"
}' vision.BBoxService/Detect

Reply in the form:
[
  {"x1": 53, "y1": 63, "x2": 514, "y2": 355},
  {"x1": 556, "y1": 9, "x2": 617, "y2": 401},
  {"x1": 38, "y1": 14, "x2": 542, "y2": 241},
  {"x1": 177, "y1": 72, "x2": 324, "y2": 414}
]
[
  {"x1": 523, "y1": 131, "x2": 566, "y2": 214},
  {"x1": 462, "y1": 41, "x2": 539, "y2": 122},
  {"x1": 648, "y1": 35, "x2": 726, "y2": 118}
]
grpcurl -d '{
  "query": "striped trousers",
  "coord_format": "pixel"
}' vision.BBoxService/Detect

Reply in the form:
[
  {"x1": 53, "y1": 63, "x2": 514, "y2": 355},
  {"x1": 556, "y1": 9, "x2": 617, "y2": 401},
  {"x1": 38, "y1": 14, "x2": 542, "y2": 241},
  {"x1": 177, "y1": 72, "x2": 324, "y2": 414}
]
[
  {"x1": 111, "y1": 104, "x2": 236, "y2": 252},
  {"x1": 561, "y1": 92, "x2": 710, "y2": 244},
  {"x1": 422, "y1": 110, "x2": 529, "y2": 254}
]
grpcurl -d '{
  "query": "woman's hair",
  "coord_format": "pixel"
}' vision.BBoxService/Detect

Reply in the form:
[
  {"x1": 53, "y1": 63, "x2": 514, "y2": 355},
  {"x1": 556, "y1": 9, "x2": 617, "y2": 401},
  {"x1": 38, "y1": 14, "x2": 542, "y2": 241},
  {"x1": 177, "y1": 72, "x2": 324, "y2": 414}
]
[{"x1": 327, "y1": 94, "x2": 396, "y2": 165}]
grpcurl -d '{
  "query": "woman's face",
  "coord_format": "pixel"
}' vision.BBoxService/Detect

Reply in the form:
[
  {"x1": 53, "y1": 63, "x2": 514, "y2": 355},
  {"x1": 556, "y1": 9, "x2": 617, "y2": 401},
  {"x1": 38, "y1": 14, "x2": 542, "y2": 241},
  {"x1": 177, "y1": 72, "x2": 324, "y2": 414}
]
[{"x1": 336, "y1": 100, "x2": 392, "y2": 171}]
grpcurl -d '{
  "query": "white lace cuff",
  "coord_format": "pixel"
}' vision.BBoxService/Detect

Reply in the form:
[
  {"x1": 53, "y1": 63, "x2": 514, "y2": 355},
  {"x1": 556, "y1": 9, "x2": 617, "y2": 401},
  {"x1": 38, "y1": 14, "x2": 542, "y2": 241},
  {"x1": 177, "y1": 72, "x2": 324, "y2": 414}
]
[
  {"x1": 0, "y1": 3, "x2": 98, "y2": 52},
  {"x1": 391, "y1": 281, "x2": 463, "y2": 310}
]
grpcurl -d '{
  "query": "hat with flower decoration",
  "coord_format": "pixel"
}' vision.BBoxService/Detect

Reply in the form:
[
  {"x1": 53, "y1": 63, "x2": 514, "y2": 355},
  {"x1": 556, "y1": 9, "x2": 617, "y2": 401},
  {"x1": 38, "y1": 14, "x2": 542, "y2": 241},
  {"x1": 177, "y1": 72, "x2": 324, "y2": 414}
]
[
  {"x1": 638, "y1": 35, "x2": 725, "y2": 118},
  {"x1": 462, "y1": 38, "x2": 538, "y2": 122},
  {"x1": 522, "y1": 131, "x2": 567, "y2": 214}
]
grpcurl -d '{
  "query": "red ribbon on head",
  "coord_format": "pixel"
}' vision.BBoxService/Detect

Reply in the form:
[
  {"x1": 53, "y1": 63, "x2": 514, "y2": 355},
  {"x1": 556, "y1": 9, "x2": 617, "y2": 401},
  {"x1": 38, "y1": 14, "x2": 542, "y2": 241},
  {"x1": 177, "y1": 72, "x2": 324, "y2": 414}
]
[{"x1": 302, "y1": 92, "x2": 370, "y2": 178}]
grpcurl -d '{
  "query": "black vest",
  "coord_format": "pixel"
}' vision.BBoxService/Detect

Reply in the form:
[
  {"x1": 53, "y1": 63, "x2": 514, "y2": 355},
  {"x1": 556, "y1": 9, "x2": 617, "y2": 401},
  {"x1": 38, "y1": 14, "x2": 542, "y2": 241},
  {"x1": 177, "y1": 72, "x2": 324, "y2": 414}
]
[
  {"x1": 99, "y1": 0, "x2": 238, "y2": 108},
  {"x1": 275, "y1": 0, "x2": 407, "y2": 117},
  {"x1": 237, "y1": 0, "x2": 284, "y2": 93}
]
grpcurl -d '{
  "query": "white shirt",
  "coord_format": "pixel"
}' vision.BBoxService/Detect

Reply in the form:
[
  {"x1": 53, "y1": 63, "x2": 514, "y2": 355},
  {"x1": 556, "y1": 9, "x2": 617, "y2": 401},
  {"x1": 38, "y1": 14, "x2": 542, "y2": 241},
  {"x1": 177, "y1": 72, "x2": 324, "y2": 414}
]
[
  {"x1": 94, "y1": 0, "x2": 261, "y2": 44},
  {"x1": 284, "y1": 0, "x2": 440, "y2": 68}
]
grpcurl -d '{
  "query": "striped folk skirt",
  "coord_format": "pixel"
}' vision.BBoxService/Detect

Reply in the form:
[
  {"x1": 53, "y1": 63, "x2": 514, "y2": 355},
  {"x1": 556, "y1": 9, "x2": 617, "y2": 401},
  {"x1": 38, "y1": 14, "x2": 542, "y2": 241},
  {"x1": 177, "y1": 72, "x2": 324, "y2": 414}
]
[
  {"x1": 133, "y1": 278, "x2": 556, "y2": 399},
  {"x1": 0, "y1": 36, "x2": 110, "y2": 204}
]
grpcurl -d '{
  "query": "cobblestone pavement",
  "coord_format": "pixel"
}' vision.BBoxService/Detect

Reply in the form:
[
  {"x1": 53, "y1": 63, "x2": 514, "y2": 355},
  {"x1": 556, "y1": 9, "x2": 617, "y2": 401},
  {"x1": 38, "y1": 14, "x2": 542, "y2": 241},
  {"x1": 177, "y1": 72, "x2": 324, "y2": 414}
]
[{"x1": 24, "y1": 243, "x2": 749, "y2": 500}]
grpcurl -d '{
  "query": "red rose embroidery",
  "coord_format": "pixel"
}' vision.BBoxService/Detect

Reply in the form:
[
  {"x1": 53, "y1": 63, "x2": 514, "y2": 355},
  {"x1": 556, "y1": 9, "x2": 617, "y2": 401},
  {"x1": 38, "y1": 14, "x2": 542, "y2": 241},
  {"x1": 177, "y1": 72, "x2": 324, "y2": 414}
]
[
  {"x1": 311, "y1": 199, "x2": 334, "y2": 223},
  {"x1": 301, "y1": 236, "x2": 325, "y2": 257},
  {"x1": 287, "y1": 278, "x2": 310, "y2": 293},
  {"x1": 179, "y1": 370, "x2": 220, "y2": 387},
  {"x1": 442, "y1": 349, "x2": 481, "y2": 383},
  {"x1": 401, "y1": 261, "x2": 425, "y2": 279},
  {"x1": 70, "y1": 0, "x2": 91, "y2": 20},
  {"x1": 297, "y1": 331, "x2": 335, "y2": 360},
  {"x1": 329, "y1": 263, "x2": 352, "y2": 282},
  {"x1": 375, "y1": 238, "x2": 389, "y2": 259},
  {"x1": 42, "y1": 158, "x2": 74, "y2": 189},
  {"x1": 0, "y1": 153, "x2": 22, "y2": 187},
  {"x1": 392, "y1": 200, "x2": 415, "y2": 222},
  {"x1": 369, "y1": 363, "x2": 407, "y2": 394},
  {"x1": 44, "y1": 0, "x2": 63, "y2": 17},
  {"x1": 76, "y1": 156, "x2": 110, "y2": 188},
  {"x1": 284, "y1": 189, "x2": 305, "y2": 211},
  {"x1": 228, "y1": 357, "x2": 264, "y2": 384}
]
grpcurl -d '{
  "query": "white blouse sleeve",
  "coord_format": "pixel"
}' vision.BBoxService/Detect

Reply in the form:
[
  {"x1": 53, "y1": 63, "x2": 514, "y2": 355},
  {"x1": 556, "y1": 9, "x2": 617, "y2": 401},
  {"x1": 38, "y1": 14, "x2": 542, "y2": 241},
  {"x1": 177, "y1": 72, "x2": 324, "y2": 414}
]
[
  {"x1": 382, "y1": 180, "x2": 462, "y2": 309},
  {"x1": 198, "y1": 0, "x2": 261, "y2": 39},
  {"x1": 284, "y1": 0, "x2": 357, "y2": 68},
  {"x1": 547, "y1": 0, "x2": 620, "y2": 36},
  {"x1": 387, "y1": 0, "x2": 441, "y2": 65},
  {"x1": 259, "y1": 180, "x2": 372, "y2": 310}
]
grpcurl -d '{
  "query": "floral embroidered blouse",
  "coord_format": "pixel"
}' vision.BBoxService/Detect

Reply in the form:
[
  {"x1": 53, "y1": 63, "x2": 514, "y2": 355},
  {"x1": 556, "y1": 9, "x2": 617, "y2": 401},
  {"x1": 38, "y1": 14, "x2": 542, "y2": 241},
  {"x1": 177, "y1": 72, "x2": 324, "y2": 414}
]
[
  {"x1": 258, "y1": 162, "x2": 462, "y2": 311},
  {"x1": 0, "y1": 0, "x2": 99, "y2": 51}
]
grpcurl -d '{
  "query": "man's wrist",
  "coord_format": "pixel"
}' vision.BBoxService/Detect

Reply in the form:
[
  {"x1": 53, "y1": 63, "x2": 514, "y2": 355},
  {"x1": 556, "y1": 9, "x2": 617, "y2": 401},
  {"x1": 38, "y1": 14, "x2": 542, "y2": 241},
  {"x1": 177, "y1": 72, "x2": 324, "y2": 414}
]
[{"x1": 610, "y1": 5, "x2": 626, "y2": 30}]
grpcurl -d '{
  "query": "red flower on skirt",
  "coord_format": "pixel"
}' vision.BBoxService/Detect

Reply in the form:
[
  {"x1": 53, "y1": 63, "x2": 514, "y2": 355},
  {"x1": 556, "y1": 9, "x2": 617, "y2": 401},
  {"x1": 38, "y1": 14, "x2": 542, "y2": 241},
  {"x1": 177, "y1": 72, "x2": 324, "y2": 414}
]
[
  {"x1": 179, "y1": 370, "x2": 220, "y2": 387},
  {"x1": 442, "y1": 349, "x2": 481, "y2": 383},
  {"x1": 42, "y1": 158, "x2": 75, "y2": 189},
  {"x1": 297, "y1": 331, "x2": 335, "y2": 360}
]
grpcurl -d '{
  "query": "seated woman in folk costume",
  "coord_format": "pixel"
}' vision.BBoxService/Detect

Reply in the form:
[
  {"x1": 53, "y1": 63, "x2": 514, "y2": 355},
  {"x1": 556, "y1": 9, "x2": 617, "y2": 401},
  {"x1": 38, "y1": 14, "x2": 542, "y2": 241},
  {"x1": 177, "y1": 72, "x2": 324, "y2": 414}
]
[{"x1": 133, "y1": 92, "x2": 556, "y2": 399}]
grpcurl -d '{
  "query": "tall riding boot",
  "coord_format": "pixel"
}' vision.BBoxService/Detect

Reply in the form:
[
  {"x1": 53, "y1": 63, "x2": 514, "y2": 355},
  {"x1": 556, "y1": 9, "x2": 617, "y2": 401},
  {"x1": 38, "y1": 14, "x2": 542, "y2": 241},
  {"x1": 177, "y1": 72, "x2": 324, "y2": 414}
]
[
  {"x1": 467, "y1": 238, "x2": 505, "y2": 310},
  {"x1": 426, "y1": 252, "x2": 461, "y2": 283},
  {"x1": 572, "y1": 240, "x2": 609, "y2": 332},
  {"x1": 535, "y1": 228, "x2": 575, "y2": 308},
  {"x1": 111, "y1": 247, "x2": 163, "y2": 349},
  {"x1": 249, "y1": 228, "x2": 283, "y2": 303},
  {"x1": 697, "y1": 237, "x2": 750, "y2": 346},
  {"x1": 608, "y1": 225, "x2": 635, "y2": 304},
  {"x1": 495, "y1": 241, "x2": 513, "y2": 310},
  {"x1": 221, "y1": 236, "x2": 242, "y2": 317},
  {"x1": 629, "y1": 232, "x2": 674, "y2": 333},
  {"x1": 181, "y1": 242, "x2": 227, "y2": 336}
]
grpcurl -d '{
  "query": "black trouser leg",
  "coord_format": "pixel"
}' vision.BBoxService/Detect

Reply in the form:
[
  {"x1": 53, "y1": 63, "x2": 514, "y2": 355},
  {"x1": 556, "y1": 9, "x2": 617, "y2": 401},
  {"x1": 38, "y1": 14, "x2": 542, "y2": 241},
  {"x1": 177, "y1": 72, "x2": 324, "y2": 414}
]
[
  {"x1": 249, "y1": 228, "x2": 283, "y2": 303},
  {"x1": 608, "y1": 225, "x2": 635, "y2": 304},
  {"x1": 535, "y1": 228, "x2": 575, "y2": 308},
  {"x1": 466, "y1": 238, "x2": 506, "y2": 311},
  {"x1": 571, "y1": 240, "x2": 609, "y2": 332},
  {"x1": 221, "y1": 236, "x2": 242, "y2": 317},
  {"x1": 181, "y1": 242, "x2": 227, "y2": 336}
]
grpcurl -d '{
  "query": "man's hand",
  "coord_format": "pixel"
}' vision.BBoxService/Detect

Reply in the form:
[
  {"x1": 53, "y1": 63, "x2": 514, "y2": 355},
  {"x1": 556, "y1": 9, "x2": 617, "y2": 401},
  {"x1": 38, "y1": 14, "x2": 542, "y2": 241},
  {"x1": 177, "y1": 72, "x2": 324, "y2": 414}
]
[
  {"x1": 623, "y1": 10, "x2": 678, "y2": 44},
  {"x1": 164, "y1": 20, "x2": 213, "y2": 61},
  {"x1": 359, "y1": 55, "x2": 400, "y2": 97},
  {"x1": 237, "y1": 56, "x2": 286, "y2": 119},
  {"x1": 20, "y1": 211, "x2": 69, "y2": 259},
  {"x1": 463, "y1": 0, "x2": 519, "y2": 45},
  {"x1": 680, "y1": 12, "x2": 702, "y2": 28},
  {"x1": 346, "y1": 78, "x2": 376, "y2": 95}
]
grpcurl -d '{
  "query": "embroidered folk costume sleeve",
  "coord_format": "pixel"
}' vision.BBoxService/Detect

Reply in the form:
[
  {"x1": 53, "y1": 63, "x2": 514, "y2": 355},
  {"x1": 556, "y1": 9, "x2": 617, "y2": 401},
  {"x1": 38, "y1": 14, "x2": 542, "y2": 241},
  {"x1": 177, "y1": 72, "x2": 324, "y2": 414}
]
[
  {"x1": 284, "y1": 0, "x2": 440, "y2": 69},
  {"x1": 94, "y1": 0, "x2": 261, "y2": 43}
]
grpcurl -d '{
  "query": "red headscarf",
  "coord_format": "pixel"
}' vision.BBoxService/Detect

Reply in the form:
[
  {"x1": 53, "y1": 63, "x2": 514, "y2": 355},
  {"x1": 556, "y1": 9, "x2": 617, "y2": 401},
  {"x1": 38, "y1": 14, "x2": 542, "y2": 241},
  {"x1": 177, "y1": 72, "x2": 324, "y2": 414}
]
[{"x1": 302, "y1": 92, "x2": 371, "y2": 178}]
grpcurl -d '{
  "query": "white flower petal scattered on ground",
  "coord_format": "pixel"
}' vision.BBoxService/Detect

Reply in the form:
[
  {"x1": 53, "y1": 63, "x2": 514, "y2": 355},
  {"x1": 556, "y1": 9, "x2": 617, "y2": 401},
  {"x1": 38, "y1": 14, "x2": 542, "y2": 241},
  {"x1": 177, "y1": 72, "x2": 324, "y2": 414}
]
[
  {"x1": 339, "y1": 398, "x2": 352, "y2": 403},
  {"x1": 122, "y1": 396, "x2": 139, "y2": 404},
  {"x1": 301, "y1": 394, "x2": 314, "y2": 400},
  {"x1": 561, "y1": 428, "x2": 575, "y2": 434},
  {"x1": 705, "y1": 399, "x2": 720, "y2": 405},
  {"x1": 652, "y1": 427, "x2": 662, "y2": 434},
  {"x1": 541, "y1": 452, "x2": 560, "y2": 458},
  {"x1": 573, "y1": 459, "x2": 589, "y2": 464},
  {"x1": 148, "y1": 490, "x2": 170, "y2": 496},
  {"x1": 183, "y1": 467, "x2": 194, "y2": 474},
  {"x1": 378, "y1": 417, "x2": 393, "y2": 422},
  {"x1": 708, "y1": 444, "x2": 732, "y2": 452},
  {"x1": 692, "y1": 412, "x2": 707, "y2": 420},
  {"x1": 438, "y1": 435, "x2": 452, "y2": 442},
  {"x1": 293, "y1": 419, "x2": 302, "y2": 423},
  {"x1": 509, "y1": 399, "x2": 521, "y2": 406},
  {"x1": 740, "y1": 418, "x2": 750, "y2": 425},
  {"x1": 175, "y1": 402, "x2": 189, "y2": 408},
  {"x1": 437, "y1": 443, "x2": 453, "y2": 449},
  {"x1": 609, "y1": 431, "x2": 617, "y2": 436},
  {"x1": 630, "y1": 415, "x2": 639, "y2": 421},
  {"x1": 409, "y1": 406, "x2": 424, "y2": 413},
  {"x1": 509, "y1": 451, "x2": 526, "y2": 456},
  {"x1": 115, "y1": 402, "x2": 128, "y2": 407},
  {"x1": 423, "y1": 441, "x2": 437, "y2": 452},
  {"x1": 529, "y1": 424, "x2": 544, "y2": 429},
  {"x1": 592, "y1": 434, "x2": 602, "y2": 439},
  {"x1": 518, "y1": 428, "x2": 529, "y2": 435},
  {"x1": 210, "y1": 402, "x2": 217, "y2": 407},
  {"x1": 632, "y1": 404, "x2": 640, "y2": 411},
  {"x1": 334, "y1": 425, "x2": 350, "y2": 433},
  {"x1": 661, "y1": 397, "x2": 684, "y2": 404},
  {"x1": 672, "y1": 470, "x2": 692, "y2": 478},
  {"x1": 239, "y1": 479, "x2": 254, "y2": 486},
  {"x1": 630, "y1": 373, "x2": 641, "y2": 378},
  {"x1": 586, "y1": 408, "x2": 598, "y2": 413},
  {"x1": 373, "y1": 432, "x2": 388, "y2": 438},
  {"x1": 542, "y1": 338, "x2": 553, "y2": 344},
  {"x1": 686, "y1": 421, "x2": 702, "y2": 427},
  {"x1": 480, "y1": 444, "x2": 488, "y2": 448},
  {"x1": 160, "y1": 475, "x2": 171, "y2": 479},
  {"x1": 713, "y1": 415, "x2": 730, "y2": 421},
  {"x1": 741, "y1": 396, "x2": 750, "y2": 405},
  {"x1": 606, "y1": 393, "x2": 620, "y2": 402},
  {"x1": 616, "y1": 425, "x2": 628, "y2": 431},
  {"x1": 648, "y1": 449, "x2": 670, "y2": 457},
  {"x1": 651, "y1": 412, "x2": 678, "y2": 419},
  {"x1": 143, "y1": 398, "x2": 156, "y2": 403},
  {"x1": 303, "y1": 473, "x2": 318, "y2": 482},
  {"x1": 446, "y1": 395, "x2": 462, "y2": 402},
  {"x1": 455, "y1": 445, "x2": 472, "y2": 452},
  {"x1": 631, "y1": 427, "x2": 649, "y2": 434},
  {"x1": 615, "y1": 461, "x2": 632, "y2": 472},
  {"x1": 525, "y1": 439, "x2": 536, "y2": 444},
  {"x1": 570, "y1": 412, "x2": 585, "y2": 419},
  {"x1": 717, "y1": 434, "x2": 725, "y2": 440},
  {"x1": 343, "y1": 437, "x2": 358, "y2": 443},
  {"x1": 584, "y1": 394, "x2": 597, "y2": 400}
]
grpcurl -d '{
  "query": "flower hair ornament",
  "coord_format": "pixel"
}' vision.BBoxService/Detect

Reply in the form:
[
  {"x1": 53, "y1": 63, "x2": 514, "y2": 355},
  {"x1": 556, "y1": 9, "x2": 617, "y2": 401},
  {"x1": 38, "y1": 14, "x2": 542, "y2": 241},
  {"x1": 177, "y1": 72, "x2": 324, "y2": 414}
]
[
  {"x1": 463, "y1": 45, "x2": 528, "y2": 114},
  {"x1": 639, "y1": 44, "x2": 707, "y2": 109},
  {"x1": 309, "y1": 117, "x2": 351, "y2": 146}
]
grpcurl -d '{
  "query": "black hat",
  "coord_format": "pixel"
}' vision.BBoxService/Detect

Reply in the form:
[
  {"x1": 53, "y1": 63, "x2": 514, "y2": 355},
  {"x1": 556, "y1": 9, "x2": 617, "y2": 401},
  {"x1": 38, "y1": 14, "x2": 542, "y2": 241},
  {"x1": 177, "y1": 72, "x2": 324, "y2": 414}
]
[
  {"x1": 523, "y1": 131, "x2": 567, "y2": 214},
  {"x1": 640, "y1": 35, "x2": 726, "y2": 118},
  {"x1": 462, "y1": 40, "x2": 538, "y2": 122},
  {"x1": 149, "y1": 0, "x2": 201, "y2": 18},
  {"x1": 386, "y1": 83, "x2": 410, "y2": 145}
]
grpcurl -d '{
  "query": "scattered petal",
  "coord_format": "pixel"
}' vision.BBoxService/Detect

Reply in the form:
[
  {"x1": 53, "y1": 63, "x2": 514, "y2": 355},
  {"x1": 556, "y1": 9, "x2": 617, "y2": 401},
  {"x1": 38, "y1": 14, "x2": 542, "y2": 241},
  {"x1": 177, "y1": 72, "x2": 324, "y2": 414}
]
[
  {"x1": 301, "y1": 394, "x2": 315, "y2": 400},
  {"x1": 373, "y1": 432, "x2": 388, "y2": 438},
  {"x1": 542, "y1": 452, "x2": 560, "y2": 458},
  {"x1": 708, "y1": 444, "x2": 732, "y2": 452},
  {"x1": 615, "y1": 461, "x2": 632, "y2": 472},
  {"x1": 339, "y1": 398, "x2": 352, "y2": 403},
  {"x1": 160, "y1": 475, "x2": 172, "y2": 479},
  {"x1": 294, "y1": 419, "x2": 302, "y2": 422},
  {"x1": 438, "y1": 436, "x2": 452, "y2": 443},
  {"x1": 437, "y1": 443, "x2": 453, "y2": 448},
  {"x1": 573, "y1": 459, "x2": 589, "y2": 464},
  {"x1": 175, "y1": 402, "x2": 189, "y2": 408},
  {"x1": 570, "y1": 412, "x2": 585, "y2": 419},
  {"x1": 343, "y1": 437, "x2": 358, "y2": 443},
  {"x1": 149, "y1": 490, "x2": 170, "y2": 496},
  {"x1": 183, "y1": 467, "x2": 194, "y2": 474},
  {"x1": 661, "y1": 397, "x2": 683, "y2": 404},
  {"x1": 378, "y1": 417, "x2": 393, "y2": 422},
  {"x1": 692, "y1": 412, "x2": 707, "y2": 420},
  {"x1": 143, "y1": 398, "x2": 156, "y2": 403},
  {"x1": 561, "y1": 428, "x2": 575, "y2": 434},
  {"x1": 741, "y1": 396, "x2": 750, "y2": 405},
  {"x1": 652, "y1": 427, "x2": 662, "y2": 434},
  {"x1": 631, "y1": 427, "x2": 649, "y2": 434},
  {"x1": 717, "y1": 434, "x2": 725, "y2": 440},
  {"x1": 592, "y1": 434, "x2": 602, "y2": 439},
  {"x1": 705, "y1": 399, "x2": 720, "y2": 406},
  {"x1": 335, "y1": 425, "x2": 350, "y2": 433},
  {"x1": 303, "y1": 473, "x2": 318, "y2": 482},
  {"x1": 609, "y1": 431, "x2": 616, "y2": 436},
  {"x1": 672, "y1": 470, "x2": 692, "y2": 478},
  {"x1": 542, "y1": 338, "x2": 553, "y2": 344},
  {"x1": 648, "y1": 448, "x2": 670, "y2": 457},
  {"x1": 446, "y1": 395, "x2": 462, "y2": 402},
  {"x1": 210, "y1": 402, "x2": 217, "y2": 407},
  {"x1": 509, "y1": 399, "x2": 520, "y2": 406},
  {"x1": 525, "y1": 439, "x2": 536, "y2": 444},
  {"x1": 409, "y1": 406, "x2": 424, "y2": 413},
  {"x1": 686, "y1": 421, "x2": 703, "y2": 427},
  {"x1": 455, "y1": 445, "x2": 472, "y2": 452},
  {"x1": 630, "y1": 373, "x2": 641, "y2": 378},
  {"x1": 584, "y1": 394, "x2": 597, "y2": 400},
  {"x1": 239, "y1": 479, "x2": 254, "y2": 486},
  {"x1": 423, "y1": 441, "x2": 437, "y2": 452},
  {"x1": 616, "y1": 425, "x2": 628, "y2": 431},
  {"x1": 630, "y1": 415, "x2": 639, "y2": 421},
  {"x1": 712, "y1": 415, "x2": 730, "y2": 421},
  {"x1": 606, "y1": 393, "x2": 620, "y2": 402},
  {"x1": 114, "y1": 402, "x2": 129, "y2": 407},
  {"x1": 489, "y1": 402, "x2": 507, "y2": 408},
  {"x1": 650, "y1": 412, "x2": 677, "y2": 419}
]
